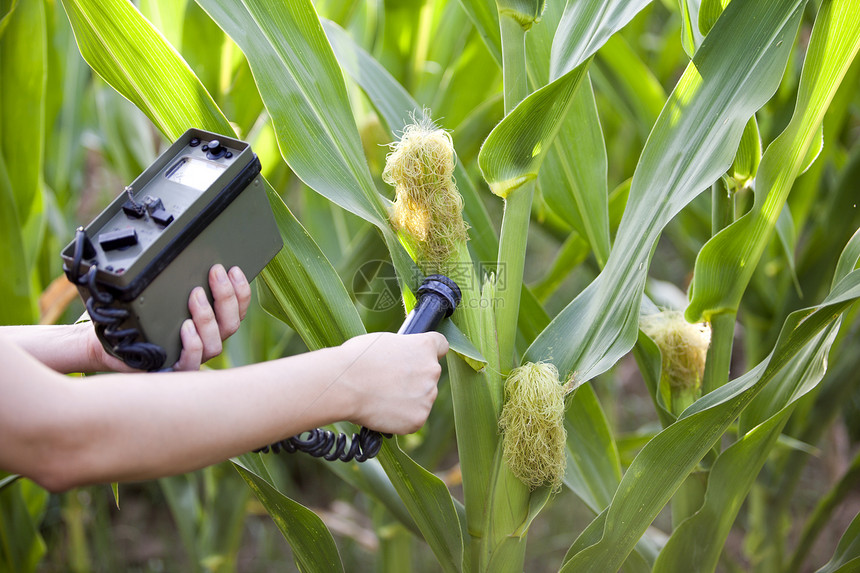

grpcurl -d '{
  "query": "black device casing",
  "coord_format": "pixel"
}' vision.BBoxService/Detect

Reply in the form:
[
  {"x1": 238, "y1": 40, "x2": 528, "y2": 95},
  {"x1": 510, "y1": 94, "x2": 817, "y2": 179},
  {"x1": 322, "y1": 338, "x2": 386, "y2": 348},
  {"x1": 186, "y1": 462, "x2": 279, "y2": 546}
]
[{"x1": 61, "y1": 129, "x2": 283, "y2": 369}]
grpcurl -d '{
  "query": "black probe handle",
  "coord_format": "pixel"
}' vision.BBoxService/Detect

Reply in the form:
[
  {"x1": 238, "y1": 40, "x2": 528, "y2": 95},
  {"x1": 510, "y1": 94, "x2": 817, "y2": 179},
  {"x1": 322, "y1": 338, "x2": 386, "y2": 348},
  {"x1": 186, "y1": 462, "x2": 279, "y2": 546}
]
[{"x1": 397, "y1": 274, "x2": 462, "y2": 335}]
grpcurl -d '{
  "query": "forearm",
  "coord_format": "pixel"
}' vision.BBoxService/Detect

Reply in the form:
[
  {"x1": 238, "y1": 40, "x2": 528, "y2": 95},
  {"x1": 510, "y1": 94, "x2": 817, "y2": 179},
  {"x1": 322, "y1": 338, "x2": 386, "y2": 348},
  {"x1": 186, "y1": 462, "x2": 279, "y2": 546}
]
[
  {"x1": 70, "y1": 351, "x2": 355, "y2": 484},
  {"x1": 2, "y1": 341, "x2": 354, "y2": 491},
  {"x1": 0, "y1": 323, "x2": 103, "y2": 374}
]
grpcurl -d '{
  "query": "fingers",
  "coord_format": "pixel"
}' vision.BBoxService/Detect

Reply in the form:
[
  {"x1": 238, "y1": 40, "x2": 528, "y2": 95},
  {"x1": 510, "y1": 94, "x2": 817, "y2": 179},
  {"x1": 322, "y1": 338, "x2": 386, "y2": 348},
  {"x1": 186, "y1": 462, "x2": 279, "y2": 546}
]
[
  {"x1": 188, "y1": 286, "x2": 222, "y2": 362},
  {"x1": 209, "y1": 265, "x2": 241, "y2": 340},
  {"x1": 228, "y1": 266, "x2": 252, "y2": 320},
  {"x1": 425, "y1": 331, "x2": 450, "y2": 359},
  {"x1": 179, "y1": 265, "x2": 250, "y2": 368},
  {"x1": 174, "y1": 319, "x2": 203, "y2": 371}
]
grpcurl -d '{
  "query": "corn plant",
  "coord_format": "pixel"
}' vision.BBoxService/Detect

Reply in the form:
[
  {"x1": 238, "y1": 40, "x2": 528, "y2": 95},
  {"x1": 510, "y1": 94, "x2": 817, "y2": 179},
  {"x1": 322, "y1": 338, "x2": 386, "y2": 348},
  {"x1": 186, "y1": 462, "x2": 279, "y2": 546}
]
[{"x1": 4, "y1": 0, "x2": 860, "y2": 571}]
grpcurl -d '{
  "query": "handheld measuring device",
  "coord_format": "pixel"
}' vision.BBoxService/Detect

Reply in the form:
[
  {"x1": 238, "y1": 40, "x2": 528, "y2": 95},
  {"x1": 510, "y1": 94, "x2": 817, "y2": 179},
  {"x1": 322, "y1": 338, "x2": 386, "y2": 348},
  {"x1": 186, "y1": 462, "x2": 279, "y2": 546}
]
[{"x1": 62, "y1": 129, "x2": 283, "y2": 371}]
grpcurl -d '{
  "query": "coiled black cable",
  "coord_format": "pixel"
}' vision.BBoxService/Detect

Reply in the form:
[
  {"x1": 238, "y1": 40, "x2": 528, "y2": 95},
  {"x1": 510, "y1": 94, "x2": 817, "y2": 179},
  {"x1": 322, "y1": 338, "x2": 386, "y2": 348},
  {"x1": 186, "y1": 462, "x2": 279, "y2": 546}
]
[
  {"x1": 67, "y1": 228, "x2": 166, "y2": 372},
  {"x1": 256, "y1": 426, "x2": 391, "y2": 462},
  {"x1": 255, "y1": 274, "x2": 462, "y2": 463}
]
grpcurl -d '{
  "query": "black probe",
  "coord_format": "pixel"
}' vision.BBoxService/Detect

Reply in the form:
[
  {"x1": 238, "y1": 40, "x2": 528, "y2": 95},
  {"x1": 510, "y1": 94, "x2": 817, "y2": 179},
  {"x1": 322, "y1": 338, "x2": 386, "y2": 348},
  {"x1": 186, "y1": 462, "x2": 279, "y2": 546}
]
[{"x1": 255, "y1": 274, "x2": 462, "y2": 462}]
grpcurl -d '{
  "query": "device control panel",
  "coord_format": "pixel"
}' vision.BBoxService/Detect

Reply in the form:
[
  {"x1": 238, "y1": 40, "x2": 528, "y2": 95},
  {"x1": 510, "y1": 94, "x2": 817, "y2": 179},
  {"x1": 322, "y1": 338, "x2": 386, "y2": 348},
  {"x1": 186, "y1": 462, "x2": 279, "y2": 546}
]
[{"x1": 88, "y1": 137, "x2": 242, "y2": 276}]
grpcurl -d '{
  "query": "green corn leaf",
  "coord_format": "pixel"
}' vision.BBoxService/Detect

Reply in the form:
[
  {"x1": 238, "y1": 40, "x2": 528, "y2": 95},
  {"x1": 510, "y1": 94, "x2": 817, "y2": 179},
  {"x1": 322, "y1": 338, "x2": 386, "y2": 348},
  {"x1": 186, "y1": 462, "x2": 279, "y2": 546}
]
[
  {"x1": 525, "y1": 0, "x2": 803, "y2": 386},
  {"x1": 678, "y1": 0, "x2": 704, "y2": 57},
  {"x1": 478, "y1": 0, "x2": 651, "y2": 198},
  {"x1": 0, "y1": 476, "x2": 46, "y2": 573},
  {"x1": 526, "y1": 0, "x2": 609, "y2": 267},
  {"x1": 258, "y1": 186, "x2": 367, "y2": 349},
  {"x1": 377, "y1": 440, "x2": 464, "y2": 573},
  {"x1": 593, "y1": 34, "x2": 666, "y2": 144},
  {"x1": 0, "y1": 0, "x2": 18, "y2": 37},
  {"x1": 562, "y1": 254, "x2": 860, "y2": 570},
  {"x1": 0, "y1": 0, "x2": 45, "y2": 225},
  {"x1": 139, "y1": 0, "x2": 190, "y2": 50},
  {"x1": 194, "y1": 0, "x2": 389, "y2": 229},
  {"x1": 457, "y1": 0, "x2": 502, "y2": 65},
  {"x1": 562, "y1": 383, "x2": 622, "y2": 513},
  {"x1": 232, "y1": 458, "x2": 345, "y2": 573},
  {"x1": 0, "y1": 151, "x2": 36, "y2": 325},
  {"x1": 654, "y1": 323, "x2": 838, "y2": 572},
  {"x1": 686, "y1": 0, "x2": 860, "y2": 323},
  {"x1": 815, "y1": 510, "x2": 860, "y2": 573},
  {"x1": 63, "y1": 0, "x2": 231, "y2": 136},
  {"x1": 699, "y1": 0, "x2": 731, "y2": 37}
]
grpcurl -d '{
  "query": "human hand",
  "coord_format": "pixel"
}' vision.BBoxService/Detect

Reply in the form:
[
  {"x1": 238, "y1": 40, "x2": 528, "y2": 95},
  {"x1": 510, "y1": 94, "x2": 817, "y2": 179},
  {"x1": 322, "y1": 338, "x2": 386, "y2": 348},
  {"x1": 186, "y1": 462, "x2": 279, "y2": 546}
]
[
  {"x1": 337, "y1": 331, "x2": 449, "y2": 434},
  {"x1": 88, "y1": 264, "x2": 251, "y2": 372}
]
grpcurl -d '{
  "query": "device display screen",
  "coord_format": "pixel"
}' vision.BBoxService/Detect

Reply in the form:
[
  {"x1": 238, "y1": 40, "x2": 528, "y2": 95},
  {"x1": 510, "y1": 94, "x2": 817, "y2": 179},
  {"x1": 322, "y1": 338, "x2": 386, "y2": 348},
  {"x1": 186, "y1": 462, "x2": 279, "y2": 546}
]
[{"x1": 166, "y1": 157, "x2": 226, "y2": 191}]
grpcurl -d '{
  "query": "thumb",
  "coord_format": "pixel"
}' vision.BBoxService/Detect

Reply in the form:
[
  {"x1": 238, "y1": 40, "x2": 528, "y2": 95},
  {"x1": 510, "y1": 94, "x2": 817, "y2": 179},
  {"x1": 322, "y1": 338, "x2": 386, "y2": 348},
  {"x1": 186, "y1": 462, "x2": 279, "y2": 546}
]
[{"x1": 425, "y1": 331, "x2": 449, "y2": 359}]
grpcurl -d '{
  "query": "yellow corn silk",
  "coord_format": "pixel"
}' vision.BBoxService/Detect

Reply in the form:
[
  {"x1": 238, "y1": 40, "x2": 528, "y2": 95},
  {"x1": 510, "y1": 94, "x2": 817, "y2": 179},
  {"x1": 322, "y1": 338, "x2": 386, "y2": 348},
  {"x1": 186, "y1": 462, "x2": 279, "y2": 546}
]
[
  {"x1": 639, "y1": 310, "x2": 711, "y2": 414},
  {"x1": 499, "y1": 362, "x2": 568, "y2": 491},
  {"x1": 383, "y1": 118, "x2": 469, "y2": 272}
]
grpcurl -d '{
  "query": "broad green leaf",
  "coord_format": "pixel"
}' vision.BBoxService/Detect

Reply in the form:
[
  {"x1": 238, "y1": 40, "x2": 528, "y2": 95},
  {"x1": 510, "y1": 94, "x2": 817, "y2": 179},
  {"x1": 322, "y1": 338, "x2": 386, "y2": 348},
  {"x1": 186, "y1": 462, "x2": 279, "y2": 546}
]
[
  {"x1": 562, "y1": 262, "x2": 860, "y2": 570},
  {"x1": 195, "y1": 0, "x2": 388, "y2": 228},
  {"x1": 62, "y1": 0, "x2": 231, "y2": 137},
  {"x1": 0, "y1": 478, "x2": 46, "y2": 573},
  {"x1": 377, "y1": 440, "x2": 464, "y2": 573},
  {"x1": 139, "y1": 0, "x2": 189, "y2": 50},
  {"x1": 562, "y1": 383, "x2": 622, "y2": 512},
  {"x1": 526, "y1": 0, "x2": 803, "y2": 386},
  {"x1": 687, "y1": 0, "x2": 860, "y2": 323},
  {"x1": 678, "y1": 0, "x2": 704, "y2": 57},
  {"x1": 0, "y1": 151, "x2": 36, "y2": 324},
  {"x1": 479, "y1": 0, "x2": 651, "y2": 198},
  {"x1": 815, "y1": 511, "x2": 860, "y2": 573},
  {"x1": 699, "y1": 0, "x2": 731, "y2": 36},
  {"x1": 593, "y1": 34, "x2": 666, "y2": 141},
  {"x1": 654, "y1": 324, "x2": 838, "y2": 572},
  {"x1": 232, "y1": 459, "x2": 345, "y2": 573},
  {"x1": 457, "y1": 0, "x2": 502, "y2": 65},
  {"x1": 526, "y1": 0, "x2": 609, "y2": 266},
  {"x1": 0, "y1": 0, "x2": 44, "y2": 224},
  {"x1": 0, "y1": 0, "x2": 18, "y2": 37},
  {"x1": 258, "y1": 185, "x2": 367, "y2": 349}
]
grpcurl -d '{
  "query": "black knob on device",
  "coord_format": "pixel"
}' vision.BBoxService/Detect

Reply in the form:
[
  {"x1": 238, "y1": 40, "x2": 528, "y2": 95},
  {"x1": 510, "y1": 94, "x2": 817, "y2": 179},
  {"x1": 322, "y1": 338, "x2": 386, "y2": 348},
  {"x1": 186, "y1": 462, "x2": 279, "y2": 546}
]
[{"x1": 206, "y1": 139, "x2": 226, "y2": 158}]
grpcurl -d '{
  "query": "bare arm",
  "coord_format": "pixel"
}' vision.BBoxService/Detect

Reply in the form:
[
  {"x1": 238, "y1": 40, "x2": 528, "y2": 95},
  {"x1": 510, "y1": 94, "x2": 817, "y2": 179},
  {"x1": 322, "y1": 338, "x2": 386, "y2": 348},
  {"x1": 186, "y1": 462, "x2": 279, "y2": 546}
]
[{"x1": 0, "y1": 330, "x2": 448, "y2": 492}]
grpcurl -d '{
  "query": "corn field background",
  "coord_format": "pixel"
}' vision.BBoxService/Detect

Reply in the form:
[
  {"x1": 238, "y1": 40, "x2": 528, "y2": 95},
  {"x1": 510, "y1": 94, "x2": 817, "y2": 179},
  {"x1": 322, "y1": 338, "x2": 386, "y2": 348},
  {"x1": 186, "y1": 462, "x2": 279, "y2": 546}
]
[{"x1": 3, "y1": 0, "x2": 860, "y2": 571}]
